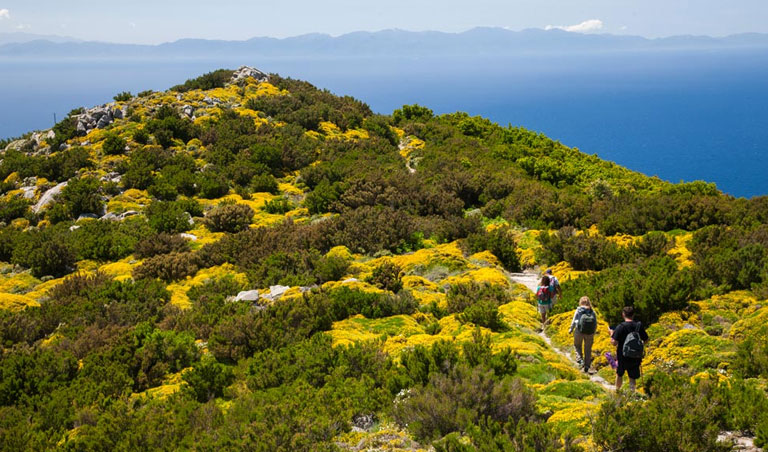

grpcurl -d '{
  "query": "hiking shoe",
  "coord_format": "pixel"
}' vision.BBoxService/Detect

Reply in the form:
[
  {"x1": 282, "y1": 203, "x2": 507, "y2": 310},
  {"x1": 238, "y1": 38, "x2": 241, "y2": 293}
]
[{"x1": 576, "y1": 358, "x2": 583, "y2": 366}]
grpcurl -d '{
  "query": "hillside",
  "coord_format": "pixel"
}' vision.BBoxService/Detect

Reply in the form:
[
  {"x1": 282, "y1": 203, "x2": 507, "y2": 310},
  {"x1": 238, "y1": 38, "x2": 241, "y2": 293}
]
[{"x1": 1, "y1": 66, "x2": 767, "y2": 451}]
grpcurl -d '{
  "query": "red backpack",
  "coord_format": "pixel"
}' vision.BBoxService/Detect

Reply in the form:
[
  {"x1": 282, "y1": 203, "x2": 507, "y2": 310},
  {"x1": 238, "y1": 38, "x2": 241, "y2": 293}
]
[{"x1": 536, "y1": 286, "x2": 551, "y2": 303}]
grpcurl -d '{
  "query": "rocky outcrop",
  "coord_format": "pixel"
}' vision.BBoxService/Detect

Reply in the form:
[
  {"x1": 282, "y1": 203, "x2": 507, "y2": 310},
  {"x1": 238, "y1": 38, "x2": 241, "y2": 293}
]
[
  {"x1": 32, "y1": 181, "x2": 67, "y2": 213},
  {"x1": 231, "y1": 66, "x2": 268, "y2": 84},
  {"x1": 75, "y1": 105, "x2": 128, "y2": 135}
]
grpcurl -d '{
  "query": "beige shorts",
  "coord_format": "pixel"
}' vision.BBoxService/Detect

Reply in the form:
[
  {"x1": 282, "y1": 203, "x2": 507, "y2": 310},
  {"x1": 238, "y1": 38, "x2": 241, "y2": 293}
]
[{"x1": 537, "y1": 303, "x2": 552, "y2": 314}]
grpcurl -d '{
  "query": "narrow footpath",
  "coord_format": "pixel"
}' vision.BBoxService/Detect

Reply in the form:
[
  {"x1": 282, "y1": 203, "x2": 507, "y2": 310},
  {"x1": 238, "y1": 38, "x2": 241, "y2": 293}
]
[{"x1": 507, "y1": 270, "x2": 614, "y2": 392}]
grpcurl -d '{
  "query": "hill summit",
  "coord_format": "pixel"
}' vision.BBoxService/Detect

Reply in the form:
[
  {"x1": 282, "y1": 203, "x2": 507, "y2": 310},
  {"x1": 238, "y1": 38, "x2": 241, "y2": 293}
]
[{"x1": 1, "y1": 67, "x2": 767, "y2": 451}]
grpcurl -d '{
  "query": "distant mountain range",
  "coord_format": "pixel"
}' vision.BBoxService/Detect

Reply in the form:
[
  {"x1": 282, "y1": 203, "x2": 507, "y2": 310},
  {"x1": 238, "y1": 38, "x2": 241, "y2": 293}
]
[
  {"x1": 0, "y1": 32, "x2": 81, "y2": 45},
  {"x1": 2, "y1": 27, "x2": 768, "y2": 59}
]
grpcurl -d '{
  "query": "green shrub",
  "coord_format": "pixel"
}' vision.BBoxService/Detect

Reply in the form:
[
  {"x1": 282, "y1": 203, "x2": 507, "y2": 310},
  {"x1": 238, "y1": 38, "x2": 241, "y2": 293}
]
[
  {"x1": 11, "y1": 227, "x2": 75, "y2": 277},
  {"x1": 171, "y1": 69, "x2": 233, "y2": 92},
  {"x1": 145, "y1": 200, "x2": 193, "y2": 233},
  {"x1": 263, "y1": 197, "x2": 293, "y2": 214},
  {"x1": 133, "y1": 128, "x2": 150, "y2": 145},
  {"x1": 182, "y1": 356, "x2": 234, "y2": 402},
  {"x1": 457, "y1": 299, "x2": 508, "y2": 331},
  {"x1": 392, "y1": 365, "x2": 536, "y2": 442},
  {"x1": 0, "y1": 197, "x2": 32, "y2": 223},
  {"x1": 393, "y1": 104, "x2": 434, "y2": 125},
  {"x1": 113, "y1": 91, "x2": 132, "y2": 102},
  {"x1": 365, "y1": 261, "x2": 404, "y2": 293},
  {"x1": 72, "y1": 220, "x2": 137, "y2": 261},
  {"x1": 250, "y1": 173, "x2": 279, "y2": 194},
  {"x1": 204, "y1": 203, "x2": 254, "y2": 233},
  {"x1": 465, "y1": 225, "x2": 521, "y2": 272},
  {"x1": 593, "y1": 374, "x2": 734, "y2": 452},
  {"x1": 198, "y1": 172, "x2": 229, "y2": 199},
  {"x1": 102, "y1": 134, "x2": 127, "y2": 155},
  {"x1": 134, "y1": 233, "x2": 190, "y2": 258},
  {"x1": 446, "y1": 282, "x2": 510, "y2": 314},
  {"x1": 61, "y1": 176, "x2": 103, "y2": 217},
  {"x1": 132, "y1": 251, "x2": 200, "y2": 282}
]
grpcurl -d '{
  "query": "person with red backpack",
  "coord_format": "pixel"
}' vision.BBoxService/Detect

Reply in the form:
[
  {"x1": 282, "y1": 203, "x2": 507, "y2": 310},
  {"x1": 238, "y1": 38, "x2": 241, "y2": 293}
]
[
  {"x1": 568, "y1": 296, "x2": 598, "y2": 373},
  {"x1": 611, "y1": 306, "x2": 649, "y2": 392},
  {"x1": 546, "y1": 269, "x2": 562, "y2": 304},
  {"x1": 536, "y1": 275, "x2": 553, "y2": 327}
]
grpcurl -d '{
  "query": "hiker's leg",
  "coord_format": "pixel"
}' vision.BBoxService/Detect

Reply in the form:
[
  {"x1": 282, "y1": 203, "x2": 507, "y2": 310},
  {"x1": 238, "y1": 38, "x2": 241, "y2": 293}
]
[
  {"x1": 615, "y1": 374, "x2": 623, "y2": 390},
  {"x1": 573, "y1": 332, "x2": 584, "y2": 362},
  {"x1": 629, "y1": 378, "x2": 636, "y2": 392},
  {"x1": 584, "y1": 334, "x2": 594, "y2": 370}
]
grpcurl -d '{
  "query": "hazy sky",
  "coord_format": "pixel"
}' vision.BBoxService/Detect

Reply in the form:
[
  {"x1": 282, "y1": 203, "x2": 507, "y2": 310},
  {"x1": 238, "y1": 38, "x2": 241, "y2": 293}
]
[{"x1": 1, "y1": 0, "x2": 766, "y2": 44}]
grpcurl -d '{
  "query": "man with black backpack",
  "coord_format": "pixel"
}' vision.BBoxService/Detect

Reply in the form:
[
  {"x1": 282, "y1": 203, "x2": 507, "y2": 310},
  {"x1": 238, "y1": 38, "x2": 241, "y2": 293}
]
[
  {"x1": 610, "y1": 306, "x2": 649, "y2": 392},
  {"x1": 568, "y1": 296, "x2": 598, "y2": 373}
]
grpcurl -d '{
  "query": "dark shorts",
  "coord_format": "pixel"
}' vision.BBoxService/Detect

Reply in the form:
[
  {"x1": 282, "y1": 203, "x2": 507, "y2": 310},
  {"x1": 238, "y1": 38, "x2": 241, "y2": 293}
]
[{"x1": 617, "y1": 358, "x2": 642, "y2": 379}]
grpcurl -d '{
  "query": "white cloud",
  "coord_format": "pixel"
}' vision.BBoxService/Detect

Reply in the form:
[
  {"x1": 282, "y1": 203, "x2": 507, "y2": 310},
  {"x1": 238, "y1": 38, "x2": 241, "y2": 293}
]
[
  {"x1": 0, "y1": 9, "x2": 10, "y2": 19},
  {"x1": 129, "y1": 22, "x2": 136, "y2": 28},
  {"x1": 545, "y1": 19, "x2": 604, "y2": 33},
  {"x1": 16, "y1": 23, "x2": 30, "y2": 30}
]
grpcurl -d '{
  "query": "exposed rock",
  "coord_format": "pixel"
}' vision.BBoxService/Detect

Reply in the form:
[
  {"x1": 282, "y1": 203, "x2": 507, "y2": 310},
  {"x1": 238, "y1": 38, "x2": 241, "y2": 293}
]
[
  {"x1": 260, "y1": 285, "x2": 290, "y2": 302},
  {"x1": 181, "y1": 105, "x2": 194, "y2": 118},
  {"x1": 77, "y1": 213, "x2": 100, "y2": 221},
  {"x1": 100, "y1": 212, "x2": 120, "y2": 221},
  {"x1": 5, "y1": 139, "x2": 31, "y2": 152},
  {"x1": 33, "y1": 181, "x2": 67, "y2": 213},
  {"x1": 342, "y1": 278, "x2": 359, "y2": 284},
  {"x1": 234, "y1": 290, "x2": 260, "y2": 302},
  {"x1": 231, "y1": 66, "x2": 269, "y2": 84},
  {"x1": 20, "y1": 186, "x2": 36, "y2": 200},
  {"x1": 69, "y1": 225, "x2": 81, "y2": 231},
  {"x1": 180, "y1": 233, "x2": 198, "y2": 241},
  {"x1": 351, "y1": 414, "x2": 377, "y2": 431},
  {"x1": 717, "y1": 431, "x2": 761, "y2": 452}
]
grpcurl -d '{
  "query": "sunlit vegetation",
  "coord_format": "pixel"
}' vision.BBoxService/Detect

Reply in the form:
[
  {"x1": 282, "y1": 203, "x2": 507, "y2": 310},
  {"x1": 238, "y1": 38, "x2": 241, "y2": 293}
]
[{"x1": 0, "y1": 68, "x2": 767, "y2": 451}]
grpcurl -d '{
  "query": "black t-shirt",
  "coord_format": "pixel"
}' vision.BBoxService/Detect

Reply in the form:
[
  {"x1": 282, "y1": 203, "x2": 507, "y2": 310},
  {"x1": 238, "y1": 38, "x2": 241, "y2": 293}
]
[{"x1": 612, "y1": 320, "x2": 649, "y2": 360}]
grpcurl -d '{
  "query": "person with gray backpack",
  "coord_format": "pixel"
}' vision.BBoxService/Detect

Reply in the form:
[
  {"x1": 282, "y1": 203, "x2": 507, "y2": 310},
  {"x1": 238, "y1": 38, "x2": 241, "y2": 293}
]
[
  {"x1": 568, "y1": 296, "x2": 598, "y2": 373},
  {"x1": 610, "y1": 306, "x2": 649, "y2": 392}
]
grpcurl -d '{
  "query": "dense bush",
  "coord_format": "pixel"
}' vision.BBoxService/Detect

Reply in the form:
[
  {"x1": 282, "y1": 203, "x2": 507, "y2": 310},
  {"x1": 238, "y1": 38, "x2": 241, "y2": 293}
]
[
  {"x1": 593, "y1": 373, "x2": 768, "y2": 452},
  {"x1": 101, "y1": 133, "x2": 127, "y2": 155},
  {"x1": 205, "y1": 203, "x2": 254, "y2": 233},
  {"x1": 393, "y1": 365, "x2": 536, "y2": 442},
  {"x1": 134, "y1": 233, "x2": 191, "y2": 258},
  {"x1": 113, "y1": 91, "x2": 132, "y2": 102},
  {"x1": 464, "y1": 225, "x2": 521, "y2": 271},
  {"x1": 72, "y1": 219, "x2": 140, "y2": 261},
  {"x1": 60, "y1": 176, "x2": 104, "y2": 217},
  {"x1": 11, "y1": 226, "x2": 76, "y2": 277},
  {"x1": 366, "y1": 261, "x2": 404, "y2": 293},
  {"x1": 171, "y1": 69, "x2": 233, "y2": 92},
  {"x1": 146, "y1": 200, "x2": 195, "y2": 233},
  {"x1": 557, "y1": 256, "x2": 697, "y2": 324},
  {"x1": 133, "y1": 251, "x2": 201, "y2": 281}
]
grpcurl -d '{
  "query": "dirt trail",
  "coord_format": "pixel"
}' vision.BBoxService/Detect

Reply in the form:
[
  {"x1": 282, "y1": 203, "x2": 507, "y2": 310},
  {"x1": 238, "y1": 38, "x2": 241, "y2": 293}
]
[{"x1": 507, "y1": 270, "x2": 615, "y2": 392}]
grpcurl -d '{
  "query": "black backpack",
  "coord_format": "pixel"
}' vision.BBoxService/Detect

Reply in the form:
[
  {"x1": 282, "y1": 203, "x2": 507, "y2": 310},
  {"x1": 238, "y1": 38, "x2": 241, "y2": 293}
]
[
  {"x1": 577, "y1": 309, "x2": 597, "y2": 334},
  {"x1": 622, "y1": 322, "x2": 645, "y2": 359}
]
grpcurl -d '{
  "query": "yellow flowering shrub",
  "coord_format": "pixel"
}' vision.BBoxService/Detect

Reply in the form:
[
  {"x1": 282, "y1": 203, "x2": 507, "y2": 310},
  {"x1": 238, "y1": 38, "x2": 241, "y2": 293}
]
[
  {"x1": 0, "y1": 293, "x2": 39, "y2": 310},
  {"x1": 668, "y1": 232, "x2": 694, "y2": 268}
]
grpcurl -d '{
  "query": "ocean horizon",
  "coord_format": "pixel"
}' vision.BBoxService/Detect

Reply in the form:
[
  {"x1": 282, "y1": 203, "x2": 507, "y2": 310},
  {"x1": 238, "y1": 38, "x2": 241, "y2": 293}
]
[{"x1": 2, "y1": 49, "x2": 767, "y2": 198}]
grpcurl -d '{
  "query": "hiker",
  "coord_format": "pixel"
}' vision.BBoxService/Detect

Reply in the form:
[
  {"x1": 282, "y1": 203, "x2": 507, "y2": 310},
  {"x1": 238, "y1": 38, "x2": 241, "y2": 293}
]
[
  {"x1": 546, "y1": 269, "x2": 562, "y2": 304},
  {"x1": 536, "y1": 275, "x2": 553, "y2": 325},
  {"x1": 611, "y1": 306, "x2": 649, "y2": 392},
  {"x1": 568, "y1": 296, "x2": 598, "y2": 373}
]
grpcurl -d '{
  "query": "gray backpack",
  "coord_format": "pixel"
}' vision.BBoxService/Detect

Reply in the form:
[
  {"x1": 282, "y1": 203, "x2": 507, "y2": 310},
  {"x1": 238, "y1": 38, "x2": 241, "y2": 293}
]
[
  {"x1": 622, "y1": 322, "x2": 645, "y2": 359},
  {"x1": 577, "y1": 309, "x2": 597, "y2": 334}
]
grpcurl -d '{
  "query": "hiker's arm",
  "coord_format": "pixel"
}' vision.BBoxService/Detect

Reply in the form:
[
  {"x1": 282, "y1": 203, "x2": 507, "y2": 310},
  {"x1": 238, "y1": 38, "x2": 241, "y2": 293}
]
[{"x1": 568, "y1": 311, "x2": 578, "y2": 333}]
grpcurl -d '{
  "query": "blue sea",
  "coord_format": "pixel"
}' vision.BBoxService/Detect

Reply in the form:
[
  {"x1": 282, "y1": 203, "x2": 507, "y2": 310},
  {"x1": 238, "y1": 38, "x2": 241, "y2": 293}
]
[{"x1": 2, "y1": 50, "x2": 767, "y2": 198}]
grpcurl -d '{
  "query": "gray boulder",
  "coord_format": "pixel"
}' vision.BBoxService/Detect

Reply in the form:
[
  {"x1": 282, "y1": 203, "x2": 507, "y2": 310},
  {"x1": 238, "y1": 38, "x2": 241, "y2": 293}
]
[
  {"x1": 260, "y1": 285, "x2": 290, "y2": 302},
  {"x1": 33, "y1": 181, "x2": 67, "y2": 213},
  {"x1": 234, "y1": 290, "x2": 260, "y2": 302}
]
